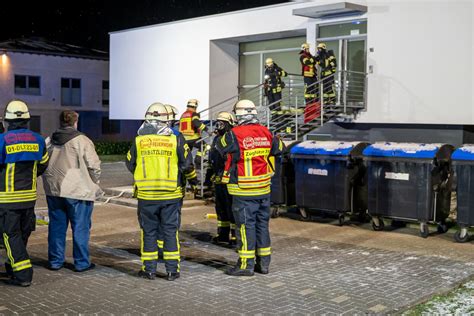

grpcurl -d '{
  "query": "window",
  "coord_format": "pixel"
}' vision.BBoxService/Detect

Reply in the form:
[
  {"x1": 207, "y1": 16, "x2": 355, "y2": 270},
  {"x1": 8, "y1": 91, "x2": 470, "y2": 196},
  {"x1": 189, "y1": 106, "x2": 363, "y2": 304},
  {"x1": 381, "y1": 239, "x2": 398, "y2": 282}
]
[
  {"x1": 14, "y1": 75, "x2": 41, "y2": 95},
  {"x1": 102, "y1": 80, "x2": 109, "y2": 106},
  {"x1": 101, "y1": 117, "x2": 121, "y2": 134},
  {"x1": 29, "y1": 116, "x2": 41, "y2": 133},
  {"x1": 61, "y1": 78, "x2": 81, "y2": 106}
]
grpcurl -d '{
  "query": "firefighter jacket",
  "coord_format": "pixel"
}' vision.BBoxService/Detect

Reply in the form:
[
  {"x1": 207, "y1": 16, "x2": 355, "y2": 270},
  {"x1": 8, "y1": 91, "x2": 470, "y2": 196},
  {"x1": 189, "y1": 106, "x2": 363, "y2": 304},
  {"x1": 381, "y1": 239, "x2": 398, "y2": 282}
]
[
  {"x1": 179, "y1": 110, "x2": 207, "y2": 141},
  {"x1": 299, "y1": 51, "x2": 317, "y2": 78},
  {"x1": 264, "y1": 64, "x2": 287, "y2": 94},
  {"x1": 209, "y1": 135, "x2": 226, "y2": 184},
  {"x1": 217, "y1": 124, "x2": 283, "y2": 198},
  {"x1": 126, "y1": 127, "x2": 197, "y2": 201},
  {"x1": 0, "y1": 127, "x2": 49, "y2": 209},
  {"x1": 317, "y1": 50, "x2": 337, "y2": 77}
]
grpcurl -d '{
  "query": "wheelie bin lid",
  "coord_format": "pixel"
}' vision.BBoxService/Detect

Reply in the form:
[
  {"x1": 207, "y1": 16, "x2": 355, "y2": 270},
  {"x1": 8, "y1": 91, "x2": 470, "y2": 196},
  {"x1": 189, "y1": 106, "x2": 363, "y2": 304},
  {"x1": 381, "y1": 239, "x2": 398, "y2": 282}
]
[
  {"x1": 290, "y1": 141, "x2": 367, "y2": 157},
  {"x1": 363, "y1": 142, "x2": 446, "y2": 159},
  {"x1": 452, "y1": 145, "x2": 474, "y2": 161}
]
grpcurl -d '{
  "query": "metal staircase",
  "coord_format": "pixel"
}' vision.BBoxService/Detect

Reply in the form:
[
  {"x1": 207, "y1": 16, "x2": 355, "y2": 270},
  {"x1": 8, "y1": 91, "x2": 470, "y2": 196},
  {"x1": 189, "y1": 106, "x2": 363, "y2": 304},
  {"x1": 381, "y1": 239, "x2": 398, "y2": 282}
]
[{"x1": 199, "y1": 70, "x2": 367, "y2": 141}]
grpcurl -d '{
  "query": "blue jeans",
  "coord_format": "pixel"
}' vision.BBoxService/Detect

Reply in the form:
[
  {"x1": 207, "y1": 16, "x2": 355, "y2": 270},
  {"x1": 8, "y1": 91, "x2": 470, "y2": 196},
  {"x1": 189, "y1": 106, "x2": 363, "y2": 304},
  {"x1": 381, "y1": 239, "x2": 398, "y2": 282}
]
[{"x1": 47, "y1": 196, "x2": 94, "y2": 270}]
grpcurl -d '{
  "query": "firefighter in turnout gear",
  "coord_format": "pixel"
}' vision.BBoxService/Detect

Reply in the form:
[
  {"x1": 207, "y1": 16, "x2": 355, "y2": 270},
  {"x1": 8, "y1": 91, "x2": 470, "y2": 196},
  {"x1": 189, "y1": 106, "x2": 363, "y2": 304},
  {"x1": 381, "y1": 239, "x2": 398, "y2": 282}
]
[
  {"x1": 264, "y1": 58, "x2": 287, "y2": 114},
  {"x1": 217, "y1": 100, "x2": 283, "y2": 276},
  {"x1": 316, "y1": 42, "x2": 337, "y2": 105},
  {"x1": 209, "y1": 111, "x2": 236, "y2": 246},
  {"x1": 178, "y1": 99, "x2": 208, "y2": 150},
  {"x1": 0, "y1": 100, "x2": 49, "y2": 287},
  {"x1": 299, "y1": 43, "x2": 318, "y2": 105},
  {"x1": 127, "y1": 102, "x2": 197, "y2": 281}
]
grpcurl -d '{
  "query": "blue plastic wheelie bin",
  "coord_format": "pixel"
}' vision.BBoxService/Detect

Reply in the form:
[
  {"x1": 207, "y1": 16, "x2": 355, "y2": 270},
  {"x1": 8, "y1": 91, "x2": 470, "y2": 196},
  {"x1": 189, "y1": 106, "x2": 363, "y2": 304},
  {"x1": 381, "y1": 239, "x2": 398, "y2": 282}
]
[
  {"x1": 451, "y1": 144, "x2": 474, "y2": 242},
  {"x1": 290, "y1": 141, "x2": 369, "y2": 225},
  {"x1": 363, "y1": 142, "x2": 454, "y2": 238}
]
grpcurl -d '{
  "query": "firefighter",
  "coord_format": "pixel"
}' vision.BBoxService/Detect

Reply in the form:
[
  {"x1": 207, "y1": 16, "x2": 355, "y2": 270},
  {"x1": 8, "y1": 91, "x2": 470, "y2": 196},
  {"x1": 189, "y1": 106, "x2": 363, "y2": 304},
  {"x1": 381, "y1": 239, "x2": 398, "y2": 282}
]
[
  {"x1": 165, "y1": 104, "x2": 180, "y2": 132},
  {"x1": 127, "y1": 102, "x2": 197, "y2": 281},
  {"x1": 264, "y1": 58, "x2": 287, "y2": 115},
  {"x1": 0, "y1": 100, "x2": 49, "y2": 286},
  {"x1": 209, "y1": 111, "x2": 236, "y2": 246},
  {"x1": 316, "y1": 42, "x2": 337, "y2": 105},
  {"x1": 178, "y1": 99, "x2": 208, "y2": 150},
  {"x1": 299, "y1": 43, "x2": 318, "y2": 105},
  {"x1": 217, "y1": 100, "x2": 283, "y2": 276}
]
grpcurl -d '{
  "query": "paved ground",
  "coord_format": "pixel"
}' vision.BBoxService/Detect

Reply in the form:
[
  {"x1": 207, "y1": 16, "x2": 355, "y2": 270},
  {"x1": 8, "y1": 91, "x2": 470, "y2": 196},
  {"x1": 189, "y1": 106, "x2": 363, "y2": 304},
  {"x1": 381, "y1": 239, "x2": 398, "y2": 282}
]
[{"x1": 0, "y1": 162, "x2": 473, "y2": 315}]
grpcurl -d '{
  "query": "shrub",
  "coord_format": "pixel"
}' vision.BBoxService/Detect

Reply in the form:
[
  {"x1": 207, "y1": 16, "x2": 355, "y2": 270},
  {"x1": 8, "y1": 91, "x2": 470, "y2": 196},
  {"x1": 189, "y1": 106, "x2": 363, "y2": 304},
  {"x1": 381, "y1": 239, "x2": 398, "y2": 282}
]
[{"x1": 94, "y1": 141, "x2": 132, "y2": 155}]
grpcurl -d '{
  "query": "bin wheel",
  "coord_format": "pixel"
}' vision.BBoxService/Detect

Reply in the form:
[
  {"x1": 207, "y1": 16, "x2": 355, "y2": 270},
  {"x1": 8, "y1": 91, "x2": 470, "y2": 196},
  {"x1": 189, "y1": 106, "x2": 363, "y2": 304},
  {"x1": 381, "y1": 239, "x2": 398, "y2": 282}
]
[
  {"x1": 437, "y1": 223, "x2": 449, "y2": 234},
  {"x1": 371, "y1": 217, "x2": 384, "y2": 231},
  {"x1": 420, "y1": 223, "x2": 429, "y2": 238},
  {"x1": 299, "y1": 207, "x2": 309, "y2": 220},
  {"x1": 454, "y1": 229, "x2": 470, "y2": 243},
  {"x1": 271, "y1": 206, "x2": 280, "y2": 219},
  {"x1": 338, "y1": 214, "x2": 345, "y2": 226}
]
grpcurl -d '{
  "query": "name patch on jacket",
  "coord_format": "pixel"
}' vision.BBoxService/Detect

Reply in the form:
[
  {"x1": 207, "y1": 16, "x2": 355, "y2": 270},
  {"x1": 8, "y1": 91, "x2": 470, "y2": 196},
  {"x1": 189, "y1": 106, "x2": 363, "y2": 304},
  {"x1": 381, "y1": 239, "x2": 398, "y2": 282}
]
[
  {"x1": 242, "y1": 137, "x2": 271, "y2": 149},
  {"x1": 6, "y1": 143, "x2": 40, "y2": 154},
  {"x1": 139, "y1": 138, "x2": 173, "y2": 149}
]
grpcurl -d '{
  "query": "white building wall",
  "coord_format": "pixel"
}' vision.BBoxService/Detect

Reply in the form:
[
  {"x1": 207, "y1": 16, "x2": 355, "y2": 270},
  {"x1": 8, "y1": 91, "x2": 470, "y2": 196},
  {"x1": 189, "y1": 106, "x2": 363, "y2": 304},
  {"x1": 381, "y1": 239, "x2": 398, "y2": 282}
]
[
  {"x1": 110, "y1": 0, "x2": 473, "y2": 125},
  {"x1": 0, "y1": 52, "x2": 109, "y2": 136}
]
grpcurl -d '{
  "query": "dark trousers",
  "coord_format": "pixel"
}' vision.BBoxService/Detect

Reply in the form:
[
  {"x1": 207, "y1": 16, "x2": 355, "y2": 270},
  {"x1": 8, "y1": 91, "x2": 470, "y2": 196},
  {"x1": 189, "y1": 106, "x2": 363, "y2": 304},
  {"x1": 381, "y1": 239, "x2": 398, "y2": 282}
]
[
  {"x1": 156, "y1": 199, "x2": 183, "y2": 259},
  {"x1": 321, "y1": 75, "x2": 336, "y2": 104},
  {"x1": 232, "y1": 197, "x2": 271, "y2": 270},
  {"x1": 215, "y1": 184, "x2": 235, "y2": 241},
  {"x1": 267, "y1": 91, "x2": 282, "y2": 112},
  {"x1": 0, "y1": 208, "x2": 35, "y2": 282},
  {"x1": 304, "y1": 76, "x2": 318, "y2": 104},
  {"x1": 138, "y1": 200, "x2": 180, "y2": 273}
]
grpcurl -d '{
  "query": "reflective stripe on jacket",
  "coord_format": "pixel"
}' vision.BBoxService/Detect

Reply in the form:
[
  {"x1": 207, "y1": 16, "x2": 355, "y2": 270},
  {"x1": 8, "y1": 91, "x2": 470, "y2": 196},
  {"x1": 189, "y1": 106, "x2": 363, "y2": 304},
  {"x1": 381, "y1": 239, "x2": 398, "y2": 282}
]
[{"x1": 0, "y1": 129, "x2": 48, "y2": 208}]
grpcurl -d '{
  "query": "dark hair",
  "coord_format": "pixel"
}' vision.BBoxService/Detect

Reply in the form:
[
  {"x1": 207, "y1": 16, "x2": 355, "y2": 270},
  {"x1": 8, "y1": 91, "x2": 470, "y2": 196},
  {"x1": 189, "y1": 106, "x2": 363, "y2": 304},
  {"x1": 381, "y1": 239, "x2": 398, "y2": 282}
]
[{"x1": 60, "y1": 110, "x2": 79, "y2": 127}]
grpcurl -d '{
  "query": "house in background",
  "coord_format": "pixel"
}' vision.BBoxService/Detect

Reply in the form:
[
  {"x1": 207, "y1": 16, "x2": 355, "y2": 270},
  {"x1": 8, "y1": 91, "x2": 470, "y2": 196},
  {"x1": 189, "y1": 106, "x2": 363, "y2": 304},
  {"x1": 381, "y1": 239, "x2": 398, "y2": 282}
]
[{"x1": 0, "y1": 38, "x2": 140, "y2": 141}]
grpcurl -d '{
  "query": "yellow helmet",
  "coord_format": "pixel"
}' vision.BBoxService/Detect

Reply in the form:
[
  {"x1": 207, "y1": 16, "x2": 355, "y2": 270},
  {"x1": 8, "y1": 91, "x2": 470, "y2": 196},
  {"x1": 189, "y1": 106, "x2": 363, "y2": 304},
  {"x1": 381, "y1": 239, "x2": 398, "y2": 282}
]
[
  {"x1": 265, "y1": 58, "x2": 274, "y2": 67},
  {"x1": 187, "y1": 99, "x2": 199, "y2": 108},
  {"x1": 216, "y1": 111, "x2": 236, "y2": 126},
  {"x1": 317, "y1": 42, "x2": 327, "y2": 50},
  {"x1": 233, "y1": 99, "x2": 257, "y2": 116},
  {"x1": 4, "y1": 100, "x2": 30, "y2": 120},
  {"x1": 301, "y1": 43, "x2": 310, "y2": 50},
  {"x1": 145, "y1": 102, "x2": 169, "y2": 122}
]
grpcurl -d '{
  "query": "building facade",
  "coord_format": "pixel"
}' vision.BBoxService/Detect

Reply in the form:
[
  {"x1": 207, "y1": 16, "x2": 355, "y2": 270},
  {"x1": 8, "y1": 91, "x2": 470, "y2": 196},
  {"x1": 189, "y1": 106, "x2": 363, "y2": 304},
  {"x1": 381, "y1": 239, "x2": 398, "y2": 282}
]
[{"x1": 0, "y1": 38, "x2": 140, "y2": 141}]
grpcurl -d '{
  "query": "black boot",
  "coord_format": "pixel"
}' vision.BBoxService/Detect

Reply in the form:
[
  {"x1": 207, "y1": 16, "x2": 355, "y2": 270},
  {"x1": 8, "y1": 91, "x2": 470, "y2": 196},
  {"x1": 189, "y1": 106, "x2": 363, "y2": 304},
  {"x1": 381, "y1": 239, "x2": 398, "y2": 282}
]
[
  {"x1": 167, "y1": 272, "x2": 180, "y2": 281},
  {"x1": 138, "y1": 270, "x2": 155, "y2": 280},
  {"x1": 254, "y1": 264, "x2": 269, "y2": 274},
  {"x1": 225, "y1": 265, "x2": 254, "y2": 277}
]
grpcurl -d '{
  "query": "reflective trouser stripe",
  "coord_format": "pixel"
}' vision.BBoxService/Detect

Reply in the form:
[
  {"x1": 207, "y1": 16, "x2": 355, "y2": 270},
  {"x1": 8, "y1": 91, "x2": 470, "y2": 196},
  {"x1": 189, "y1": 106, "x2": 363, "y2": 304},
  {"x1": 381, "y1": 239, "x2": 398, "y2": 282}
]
[
  {"x1": 230, "y1": 223, "x2": 236, "y2": 229},
  {"x1": 157, "y1": 240, "x2": 164, "y2": 249},
  {"x1": 239, "y1": 250, "x2": 255, "y2": 259},
  {"x1": 3, "y1": 233, "x2": 14, "y2": 265},
  {"x1": 257, "y1": 247, "x2": 272, "y2": 256},
  {"x1": 240, "y1": 225, "x2": 248, "y2": 270},
  {"x1": 12, "y1": 259, "x2": 32, "y2": 272},
  {"x1": 217, "y1": 220, "x2": 230, "y2": 228}
]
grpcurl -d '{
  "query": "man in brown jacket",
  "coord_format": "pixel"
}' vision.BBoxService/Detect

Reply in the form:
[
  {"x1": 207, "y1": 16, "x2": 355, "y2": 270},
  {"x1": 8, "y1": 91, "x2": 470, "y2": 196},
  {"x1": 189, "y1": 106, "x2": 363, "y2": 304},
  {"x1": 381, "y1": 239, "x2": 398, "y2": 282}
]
[{"x1": 42, "y1": 111, "x2": 101, "y2": 272}]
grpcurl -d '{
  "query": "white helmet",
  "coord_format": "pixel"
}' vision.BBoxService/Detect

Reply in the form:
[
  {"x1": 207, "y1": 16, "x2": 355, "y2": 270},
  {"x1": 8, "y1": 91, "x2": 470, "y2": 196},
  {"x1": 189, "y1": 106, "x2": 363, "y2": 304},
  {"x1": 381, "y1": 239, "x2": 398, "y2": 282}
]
[
  {"x1": 187, "y1": 99, "x2": 199, "y2": 108},
  {"x1": 145, "y1": 102, "x2": 169, "y2": 122},
  {"x1": 216, "y1": 111, "x2": 236, "y2": 126},
  {"x1": 4, "y1": 100, "x2": 30, "y2": 120},
  {"x1": 164, "y1": 104, "x2": 177, "y2": 121},
  {"x1": 233, "y1": 99, "x2": 257, "y2": 116}
]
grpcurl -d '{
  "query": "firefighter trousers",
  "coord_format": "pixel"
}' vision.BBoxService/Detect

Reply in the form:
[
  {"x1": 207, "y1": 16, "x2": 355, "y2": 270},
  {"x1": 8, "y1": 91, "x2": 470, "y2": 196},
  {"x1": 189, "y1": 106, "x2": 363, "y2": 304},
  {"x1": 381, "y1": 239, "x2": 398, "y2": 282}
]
[
  {"x1": 156, "y1": 199, "x2": 183, "y2": 260},
  {"x1": 232, "y1": 196, "x2": 271, "y2": 270},
  {"x1": 138, "y1": 200, "x2": 180, "y2": 273},
  {"x1": 267, "y1": 91, "x2": 282, "y2": 113},
  {"x1": 0, "y1": 208, "x2": 34, "y2": 283},
  {"x1": 215, "y1": 184, "x2": 235, "y2": 242},
  {"x1": 321, "y1": 75, "x2": 336, "y2": 104},
  {"x1": 304, "y1": 76, "x2": 319, "y2": 104}
]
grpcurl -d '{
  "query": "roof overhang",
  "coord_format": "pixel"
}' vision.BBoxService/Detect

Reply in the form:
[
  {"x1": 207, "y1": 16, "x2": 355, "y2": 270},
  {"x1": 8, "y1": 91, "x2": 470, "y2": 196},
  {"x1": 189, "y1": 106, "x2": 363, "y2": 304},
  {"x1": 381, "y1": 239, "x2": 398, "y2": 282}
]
[{"x1": 293, "y1": 2, "x2": 367, "y2": 19}]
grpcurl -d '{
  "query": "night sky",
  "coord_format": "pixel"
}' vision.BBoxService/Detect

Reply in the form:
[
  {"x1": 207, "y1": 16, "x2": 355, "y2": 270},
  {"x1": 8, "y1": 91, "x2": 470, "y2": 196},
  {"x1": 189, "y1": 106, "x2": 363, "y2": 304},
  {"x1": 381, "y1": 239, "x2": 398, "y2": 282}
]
[{"x1": 1, "y1": 0, "x2": 288, "y2": 51}]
